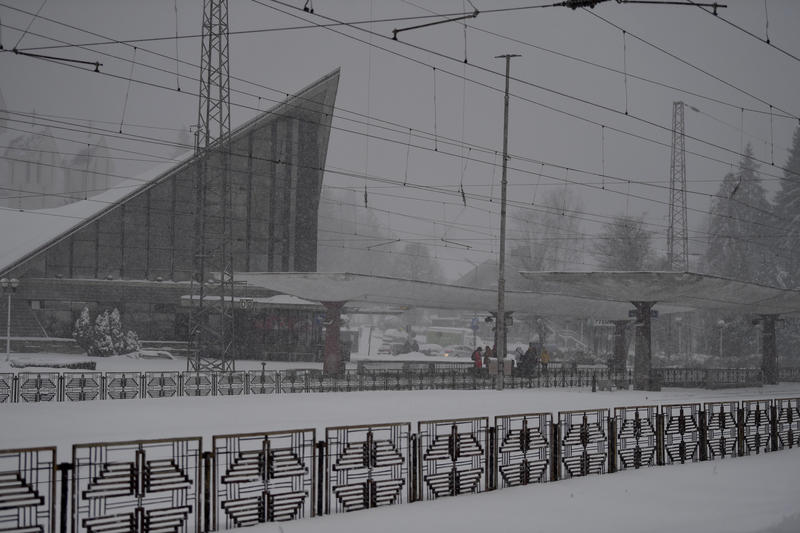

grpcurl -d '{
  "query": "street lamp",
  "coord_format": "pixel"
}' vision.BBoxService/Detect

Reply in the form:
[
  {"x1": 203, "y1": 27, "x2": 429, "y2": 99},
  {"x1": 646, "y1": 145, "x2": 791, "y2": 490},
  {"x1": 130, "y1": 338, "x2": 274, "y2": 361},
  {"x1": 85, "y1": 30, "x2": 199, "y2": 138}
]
[{"x1": 1, "y1": 278, "x2": 19, "y2": 362}]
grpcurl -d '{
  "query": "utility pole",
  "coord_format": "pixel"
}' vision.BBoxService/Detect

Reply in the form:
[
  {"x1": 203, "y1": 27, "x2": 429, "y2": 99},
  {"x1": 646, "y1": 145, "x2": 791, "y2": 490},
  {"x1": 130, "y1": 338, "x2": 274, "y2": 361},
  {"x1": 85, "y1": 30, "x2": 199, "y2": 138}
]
[
  {"x1": 188, "y1": 0, "x2": 235, "y2": 373},
  {"x1": 494, "y1": 53, "x2": 520, "y2": 391},
  {"x1": 667, "y1": 101, "x2": 688, "y2": 272}
]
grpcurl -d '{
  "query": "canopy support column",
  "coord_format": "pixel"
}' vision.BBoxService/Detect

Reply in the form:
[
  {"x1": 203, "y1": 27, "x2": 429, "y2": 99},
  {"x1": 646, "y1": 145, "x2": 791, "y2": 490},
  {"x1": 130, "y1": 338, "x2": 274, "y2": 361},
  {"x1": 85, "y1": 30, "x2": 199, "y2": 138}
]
[
  {"x1": 759, "y1": 314, "x2": 778, "y2": 385},
  {"x1": 632, "y1": 301, "x2": 656, "y2": 391},
  {"x1": 321, "y1": 301, "x2": 345, "y2": 375}
]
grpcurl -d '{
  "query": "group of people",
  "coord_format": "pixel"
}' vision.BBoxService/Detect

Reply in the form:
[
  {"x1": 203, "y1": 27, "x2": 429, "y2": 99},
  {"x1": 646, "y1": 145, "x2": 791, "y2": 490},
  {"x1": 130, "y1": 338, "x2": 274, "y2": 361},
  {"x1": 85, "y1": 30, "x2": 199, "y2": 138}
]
[
  {"x1": 473, "y1": 342, "x2": 549, "y2": 375},
  {"x1": 471, "y1": 345, "x2": 498, "y2": 369}
]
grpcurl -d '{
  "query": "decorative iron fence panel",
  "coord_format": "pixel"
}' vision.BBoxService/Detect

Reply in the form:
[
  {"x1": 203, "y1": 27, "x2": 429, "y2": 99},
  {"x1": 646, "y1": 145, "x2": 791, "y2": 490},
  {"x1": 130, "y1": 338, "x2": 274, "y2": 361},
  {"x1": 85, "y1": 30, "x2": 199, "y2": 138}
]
[
  {"x1": 662, "y1": 403, "x2": 701, "y2": 464},
  {"x1": 558, "y1": 409, "x2": 608, "y2": 479},
  {"x1": 145, "y1": 372, "x2": 181, "y2": 399},
  {"x1": 215, "y1": 372, "x2": 246, "y2": 396},
  {"x1": 0, "y1": 372, "x2": 14, "y2": 403},
  {"x1": 17, "y1": 373, "x2": 60, "y2": 403},
  {"x1": 183, "y1": 372, "x2": 213, "y2": 397},
  {"x1": 614, "y1": 406, "x2": 658, "y2": 470},
  {"x1": 278, "y1": 371, "x2": 307, "y2": 394},
  {"x1": 105, "y1": 372, "x2": 142, "y2": 400},
  {"x1": 212, "y1": 429, "x2": 315, "y2": 527},
  {"x1": 740, "y1": 399, "x2": 772, "y2": 455},
  {"x1": 0, "y1": 446, "x2": 56, "y2": 533},
  {"x1": 246, "y1": 371, "x2": 277, "y2": 395},
  {"x1": 63, "y1": 372, "x2": 103, "y2": 402},
  {"x1": 495, "y1": 412, "x2": 551, "y2": 488},
  {"x1": 704, "y1": 401, "x2": 739, "y2": 459},
  {"x1": 418, "y1": 417, "x2": 488, "y2": 500},
  {"x1": 774, "y1": 397, "x2": 800, "y2": 450},
  {"x1": 72, "y1": 437, "x2": 202, "y2": 533},
  {"x1": 325, "y1": 423, "x2": 410, "y2": 514}
]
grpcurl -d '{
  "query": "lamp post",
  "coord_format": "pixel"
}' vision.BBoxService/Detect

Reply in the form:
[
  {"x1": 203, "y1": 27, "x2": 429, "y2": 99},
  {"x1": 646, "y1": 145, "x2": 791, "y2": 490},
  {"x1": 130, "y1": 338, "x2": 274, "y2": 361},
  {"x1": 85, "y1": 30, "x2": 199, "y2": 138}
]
[
  {"x1": 717, "y1": 319, "x2": 725, "y2": 358},
  {"x1": 494, "y1": 53, "x2": 520, "y2": 391},
  {"x1": 1, "y1": 278, "x2": 19, "y2": 362}
]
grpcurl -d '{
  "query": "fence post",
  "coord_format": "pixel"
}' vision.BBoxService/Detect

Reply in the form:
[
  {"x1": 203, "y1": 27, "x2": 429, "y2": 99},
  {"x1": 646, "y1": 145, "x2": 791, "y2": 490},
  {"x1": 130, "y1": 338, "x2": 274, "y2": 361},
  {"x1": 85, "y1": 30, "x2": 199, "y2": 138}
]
[
  {"x1": 655, "y1": 412, "x2": 665, "y2": 465},
  {"x1": 698, "y1": 409, "x2": 708, "y2": 461},
  {"x1": 737, "y1": 406, "x2": 745, "y2": 457},
  {"x1": 607, "y1": 415, "x2": 616, "y2": 473},
  {"x1": 486, "y1": 426, "x2": 496, "y2": 491},
  {"x1": 202, "y1": 451, "x2": 213, "y2": 533},
  {"x1": 592, "y1": 372, "x2": 597, "y2": 393},
  {"x1": 12, "y1": 374, "x2": 18, "y2": 403},
  {"x1": 409, "y1": 433, "x2": 418, "y2": 502},
  {"x1": 550, "y1": 421, "x2": 560, "y2": 482},
  {"x1": 57, "y1": 374, "x2": 65, "y2": 402},
  {"x1": 57, "y1": 462, "x2": 72, "y2": 533},
  {"x1": 770, "y1": 401, "x2": 779, "y2": 452},
  {"x1": 140, "y1": 373, "x2": 146, "y2": 399},
  {"x1": 315, "y1": 441, "x2": 327, "y2": 516}
]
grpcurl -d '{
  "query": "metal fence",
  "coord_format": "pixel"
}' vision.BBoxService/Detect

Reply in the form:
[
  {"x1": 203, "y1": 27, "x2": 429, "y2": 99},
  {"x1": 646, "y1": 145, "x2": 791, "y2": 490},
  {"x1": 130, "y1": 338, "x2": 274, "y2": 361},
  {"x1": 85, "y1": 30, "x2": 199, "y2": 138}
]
[
  {"x1": 2, "y1": 396, "x2": 799, "y2": 533},
  {"x1": 4, "y1": 366, "x2": 799, "y2": 404}
]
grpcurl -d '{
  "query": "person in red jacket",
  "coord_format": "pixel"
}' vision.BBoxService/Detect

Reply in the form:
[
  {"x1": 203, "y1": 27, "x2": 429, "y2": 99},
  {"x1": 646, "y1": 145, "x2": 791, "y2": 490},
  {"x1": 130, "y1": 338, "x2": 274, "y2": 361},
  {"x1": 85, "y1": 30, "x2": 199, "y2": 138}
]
[{"x1": 472, "y1": 347, "x2": 483, "y2": 369}]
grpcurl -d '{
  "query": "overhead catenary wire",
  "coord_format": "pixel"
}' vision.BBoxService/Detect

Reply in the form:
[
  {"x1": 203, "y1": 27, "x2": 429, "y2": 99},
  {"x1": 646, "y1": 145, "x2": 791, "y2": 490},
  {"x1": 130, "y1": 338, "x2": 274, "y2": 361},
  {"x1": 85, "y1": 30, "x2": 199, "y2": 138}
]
[
  {"x1": 118, "y1": 46, "x2": 137, "y2": 133},
  {"x1": 2, "y1": 106, "x2": 791, "y2": 240},
  {"x1": 3, "y1": 5, "x2": 796, "y2": 240},
  {"x1": 4, "y1": 4, "x2": 799, "y2": 194},
  {"x1": 253, "y1": 0, "x2": 800, "y2": 185}
]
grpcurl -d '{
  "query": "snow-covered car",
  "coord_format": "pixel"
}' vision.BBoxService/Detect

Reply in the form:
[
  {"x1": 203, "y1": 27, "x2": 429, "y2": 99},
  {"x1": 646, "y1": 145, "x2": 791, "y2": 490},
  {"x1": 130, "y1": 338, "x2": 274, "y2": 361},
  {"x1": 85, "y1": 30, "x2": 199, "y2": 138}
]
[
  {"x1": 440, "y1": 345, "x2": 473, "y2": 358},
  {"x1": 419, "y1": 343, "x2": 443, "y2": 356}
]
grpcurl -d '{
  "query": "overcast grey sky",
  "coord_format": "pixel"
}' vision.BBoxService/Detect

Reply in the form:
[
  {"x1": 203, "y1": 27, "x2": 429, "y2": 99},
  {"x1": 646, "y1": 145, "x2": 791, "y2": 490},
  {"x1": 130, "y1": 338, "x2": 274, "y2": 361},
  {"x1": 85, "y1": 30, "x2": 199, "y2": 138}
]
[{"x1": 1, "y1": 0, "x2": 799, "y2": 280}]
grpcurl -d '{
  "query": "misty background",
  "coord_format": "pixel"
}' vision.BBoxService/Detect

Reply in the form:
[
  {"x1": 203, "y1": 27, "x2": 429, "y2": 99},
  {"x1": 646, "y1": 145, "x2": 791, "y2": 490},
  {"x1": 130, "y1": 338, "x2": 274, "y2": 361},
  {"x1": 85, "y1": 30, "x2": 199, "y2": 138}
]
[{"x1": 1, "y1": 0, "x2": 799, "y2": 292}]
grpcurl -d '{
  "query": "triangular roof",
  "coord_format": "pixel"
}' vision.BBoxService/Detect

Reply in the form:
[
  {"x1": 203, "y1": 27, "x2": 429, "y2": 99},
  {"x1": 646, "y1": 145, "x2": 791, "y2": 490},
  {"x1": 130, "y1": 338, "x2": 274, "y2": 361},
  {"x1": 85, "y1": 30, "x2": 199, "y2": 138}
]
[{"x1": 0, "y1": 69, "x2": 340, "y2": 277}]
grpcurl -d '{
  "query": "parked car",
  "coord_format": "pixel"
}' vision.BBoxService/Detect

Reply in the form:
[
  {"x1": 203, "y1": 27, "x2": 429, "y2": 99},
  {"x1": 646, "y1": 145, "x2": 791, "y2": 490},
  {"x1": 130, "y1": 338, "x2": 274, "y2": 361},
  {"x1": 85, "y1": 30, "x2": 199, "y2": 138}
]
[
  {"x1": 440, "y1": 345, "x2": 473, "y2": 358},
  {"x1": 419, "y1": 343, "x2": 443, "y2": 356}
]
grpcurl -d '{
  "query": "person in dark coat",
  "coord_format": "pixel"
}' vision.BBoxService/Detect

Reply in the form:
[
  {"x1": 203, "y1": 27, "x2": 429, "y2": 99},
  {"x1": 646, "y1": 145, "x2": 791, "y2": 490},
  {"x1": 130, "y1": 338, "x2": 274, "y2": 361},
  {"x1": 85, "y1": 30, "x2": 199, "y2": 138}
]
[
  {"x1": 483, "y1": 346, "x2": 492, "y2": 368},
  {"x1": 522, "y1": 342, "x2": 537, "y2": 376}
]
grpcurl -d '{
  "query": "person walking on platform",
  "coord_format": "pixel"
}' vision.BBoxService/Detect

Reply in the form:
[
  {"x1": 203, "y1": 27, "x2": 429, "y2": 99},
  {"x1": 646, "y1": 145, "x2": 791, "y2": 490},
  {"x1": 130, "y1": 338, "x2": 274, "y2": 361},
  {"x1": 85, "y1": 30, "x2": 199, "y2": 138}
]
[{"x1": 540, "y1": 347, "x2": 550, "y2": 373}]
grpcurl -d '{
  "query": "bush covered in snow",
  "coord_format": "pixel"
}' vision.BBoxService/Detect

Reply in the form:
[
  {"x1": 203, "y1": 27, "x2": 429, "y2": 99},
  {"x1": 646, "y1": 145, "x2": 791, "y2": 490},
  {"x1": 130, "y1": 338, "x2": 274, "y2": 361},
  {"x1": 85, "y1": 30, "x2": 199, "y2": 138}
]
[{"x1": 72, "y1": 307, "x2": 141, "y2": 356}]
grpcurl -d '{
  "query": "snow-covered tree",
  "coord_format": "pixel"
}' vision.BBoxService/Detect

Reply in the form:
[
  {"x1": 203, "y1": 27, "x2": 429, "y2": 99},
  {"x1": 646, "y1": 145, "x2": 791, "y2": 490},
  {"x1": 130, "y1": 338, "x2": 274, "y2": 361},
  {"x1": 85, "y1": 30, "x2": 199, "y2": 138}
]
[
  {"x1": 510, "y1": 188, "x2": 584, "y2": 277},
  {"x1": 774, "y1": 126, "x2": 800, "y2": 288},
  {"x1": 592, "y1": 215, "x2": 654, "y2": 271},
  {"x1": 393, "y1": 242, "x2": 444, "y2": 282},
  {"x1": 703, "y1": 144, "x2": 778, "y2": 284},
  {"x1": 109, "y1": 308, "x2": 126, "y2": 354},
  {"x1": 73, "y1": 307, "x2": 94, "y2": 355},
  {"x1": 92, "y1": 310, "x2": 115, "y2": 356},
  {"x1": 698, "y1": 145, "x2": 780, "y2": 359}
]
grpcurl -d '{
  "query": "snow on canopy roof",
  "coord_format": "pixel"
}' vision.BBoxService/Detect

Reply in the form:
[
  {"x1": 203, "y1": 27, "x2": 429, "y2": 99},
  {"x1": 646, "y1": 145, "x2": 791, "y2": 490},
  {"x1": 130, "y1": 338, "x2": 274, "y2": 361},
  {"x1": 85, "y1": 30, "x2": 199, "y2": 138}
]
[
  {"x1": 236, "y1": 272, "x2": 684, "y2": 319},
  {"x1": 518, "y1": 271, "x2": 800, "y2": 315}
]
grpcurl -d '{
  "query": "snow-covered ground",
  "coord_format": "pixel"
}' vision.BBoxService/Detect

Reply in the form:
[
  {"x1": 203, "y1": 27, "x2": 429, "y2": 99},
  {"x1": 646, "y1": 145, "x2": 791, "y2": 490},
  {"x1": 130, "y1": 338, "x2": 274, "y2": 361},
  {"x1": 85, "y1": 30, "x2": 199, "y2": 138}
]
[
  {"x1": 253, "y1": 450, "x2": 800, "y2": 533},
  {"x1": 1, "y1": 355, "x2": 799, "y2": 533}
]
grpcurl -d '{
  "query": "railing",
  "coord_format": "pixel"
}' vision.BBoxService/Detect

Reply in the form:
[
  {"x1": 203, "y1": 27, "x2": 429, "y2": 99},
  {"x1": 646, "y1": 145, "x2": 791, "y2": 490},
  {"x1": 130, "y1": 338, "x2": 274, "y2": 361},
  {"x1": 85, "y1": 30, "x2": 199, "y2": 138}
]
[
  {"x1": 1, "y1": 367, "x2": 799, "y2": 404},
  {"x1": 0, "y1": 367, "x2": 625, "y2": 404},
  {"x1": 2, "y1": 396, "x2": 798, "y2": 533}
]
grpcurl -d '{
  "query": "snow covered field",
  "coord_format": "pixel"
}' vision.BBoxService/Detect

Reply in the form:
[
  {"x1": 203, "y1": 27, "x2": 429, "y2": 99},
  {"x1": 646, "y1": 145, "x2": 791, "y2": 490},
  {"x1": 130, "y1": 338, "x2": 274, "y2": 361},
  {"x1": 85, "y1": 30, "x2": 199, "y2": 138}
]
[{"x1": 1, "y1": 363, "x2": 798, "y2": 533}]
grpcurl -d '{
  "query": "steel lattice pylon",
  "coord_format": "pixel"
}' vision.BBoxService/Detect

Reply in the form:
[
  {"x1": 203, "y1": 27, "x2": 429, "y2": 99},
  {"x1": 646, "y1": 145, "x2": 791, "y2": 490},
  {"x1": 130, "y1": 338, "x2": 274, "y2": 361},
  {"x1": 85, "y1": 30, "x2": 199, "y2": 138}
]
[
  {"x1": 668, "y1": 101, "x2": 689, "y2": 272},
  {"x1": 188, "y1": 0, "x2": 235, "y2": 372}
]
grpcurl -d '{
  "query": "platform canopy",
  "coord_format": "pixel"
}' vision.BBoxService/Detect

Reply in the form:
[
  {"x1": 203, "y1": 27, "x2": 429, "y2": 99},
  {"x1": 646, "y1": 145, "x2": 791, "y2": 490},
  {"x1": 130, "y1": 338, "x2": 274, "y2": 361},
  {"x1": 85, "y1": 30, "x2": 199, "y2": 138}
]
[
  {"x1": 518, "y1": 271, "x2": 800, "y2": 316},
  {"x1": 236, "y1": 272, "x2": 685, "y2": 320}
]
